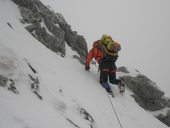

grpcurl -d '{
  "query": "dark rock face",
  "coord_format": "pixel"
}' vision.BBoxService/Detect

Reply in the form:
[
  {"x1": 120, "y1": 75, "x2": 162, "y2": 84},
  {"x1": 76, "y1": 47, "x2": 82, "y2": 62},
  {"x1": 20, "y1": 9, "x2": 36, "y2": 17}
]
[
  {"x1": 117, "y1": 66, "x2": 129, "y2": 73},
  {"x1": 157, "y1": 110, "x2": 170, "y2": 127},
  {"x1": 12, "y1": 0, "x2": 88, "y2": 59},
  {"x1": 121, "y1": 74, "x2": 165, "y2": 111},
  {"x1": 119, "y1": 71, "x2": 170, "y2": 126}
]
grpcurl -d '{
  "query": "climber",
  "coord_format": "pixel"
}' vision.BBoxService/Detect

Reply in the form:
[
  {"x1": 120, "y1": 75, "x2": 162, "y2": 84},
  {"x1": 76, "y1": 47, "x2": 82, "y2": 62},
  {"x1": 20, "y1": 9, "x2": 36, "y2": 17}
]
[{"x1": 85, "y1": 34, "x2": 123, "y2": 95}]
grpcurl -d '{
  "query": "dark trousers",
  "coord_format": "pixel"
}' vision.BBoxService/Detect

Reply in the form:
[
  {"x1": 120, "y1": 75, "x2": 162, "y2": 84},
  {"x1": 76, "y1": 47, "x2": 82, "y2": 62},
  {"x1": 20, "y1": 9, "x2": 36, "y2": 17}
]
[{"x1": 99, "y1": 61, "x2": 117, "y2": 85}]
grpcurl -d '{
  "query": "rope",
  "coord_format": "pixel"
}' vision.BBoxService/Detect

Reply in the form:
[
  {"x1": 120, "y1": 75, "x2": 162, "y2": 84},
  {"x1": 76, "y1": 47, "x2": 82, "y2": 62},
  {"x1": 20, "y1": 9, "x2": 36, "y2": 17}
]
[{"x1": 107, "y1": 93, "x2": 123, "y2": 128}]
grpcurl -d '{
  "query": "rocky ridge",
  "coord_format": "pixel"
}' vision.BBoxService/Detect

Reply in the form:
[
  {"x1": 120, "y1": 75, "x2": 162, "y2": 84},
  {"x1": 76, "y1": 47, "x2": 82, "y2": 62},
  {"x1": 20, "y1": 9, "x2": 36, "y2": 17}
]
[{"x1": 12, "y1": 0, "x2": 88, "y2": 60}]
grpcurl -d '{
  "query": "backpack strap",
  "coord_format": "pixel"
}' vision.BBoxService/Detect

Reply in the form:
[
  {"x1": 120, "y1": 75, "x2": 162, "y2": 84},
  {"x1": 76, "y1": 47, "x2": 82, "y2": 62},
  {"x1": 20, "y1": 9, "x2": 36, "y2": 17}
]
[
  {"x1": 92, "y1": 40, "x2": 103, "y2": 59},
  {"x1": 101, "y1": 44, "x2": 118, "y2": 56}
]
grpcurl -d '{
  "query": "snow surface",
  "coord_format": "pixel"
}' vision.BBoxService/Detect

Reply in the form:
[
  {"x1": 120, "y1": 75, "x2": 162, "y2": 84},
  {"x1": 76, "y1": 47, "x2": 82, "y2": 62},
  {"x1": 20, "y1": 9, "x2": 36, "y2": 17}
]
[{"x1": 0, "y1": 0, "x2": 169, "y2": 128}]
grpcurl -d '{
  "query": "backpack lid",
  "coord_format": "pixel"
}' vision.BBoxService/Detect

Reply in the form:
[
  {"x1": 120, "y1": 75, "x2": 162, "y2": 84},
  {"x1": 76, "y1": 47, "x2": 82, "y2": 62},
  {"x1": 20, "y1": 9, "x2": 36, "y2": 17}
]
[
  {"x1": 110, "y1": 41, "x2": 121, "y2": 52},
  {"x1": 101, "y1": 34, "x2": 112, "y2": 45},
  {"x1": 102, "y1": 41, "x2": 121, "y2": 56}
]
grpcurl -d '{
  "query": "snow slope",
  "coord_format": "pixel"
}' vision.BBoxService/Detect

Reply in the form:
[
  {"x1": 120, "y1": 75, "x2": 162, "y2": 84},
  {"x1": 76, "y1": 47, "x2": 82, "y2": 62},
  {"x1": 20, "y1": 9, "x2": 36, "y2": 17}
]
[{"x1": 0, "y1": 0, "x2": 169, "y2": 128}]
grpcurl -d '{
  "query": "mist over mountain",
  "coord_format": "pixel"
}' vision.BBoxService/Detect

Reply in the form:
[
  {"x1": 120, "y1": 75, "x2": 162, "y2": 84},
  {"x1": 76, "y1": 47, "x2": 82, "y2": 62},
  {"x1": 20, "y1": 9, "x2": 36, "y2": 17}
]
[{"x1": 0, "y1": 0, "x2": 170, "y2": 128}]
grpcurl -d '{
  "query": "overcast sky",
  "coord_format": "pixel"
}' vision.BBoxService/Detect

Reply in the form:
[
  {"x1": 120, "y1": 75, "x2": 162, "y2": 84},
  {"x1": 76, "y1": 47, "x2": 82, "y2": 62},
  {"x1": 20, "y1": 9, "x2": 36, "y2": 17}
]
[{"x1": 41, "y1": 0, "x2": 170, "y2": 96}]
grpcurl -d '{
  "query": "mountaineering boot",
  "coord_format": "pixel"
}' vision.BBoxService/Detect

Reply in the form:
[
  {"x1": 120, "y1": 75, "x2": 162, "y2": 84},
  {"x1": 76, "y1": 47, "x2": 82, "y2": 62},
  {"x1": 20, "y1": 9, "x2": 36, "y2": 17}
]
[
  {"x1": 118, "y1": 81, "x2": 125, "y2": 93},
  {"x1": 102, "y1": 82, "x2": 114, "y2": 97},
  {"x1": 114, "y1": 79, "x2": 125, "y2": 93},
  {"x1": 106, "y1": 88, "x2": 114, "y2": 97}
]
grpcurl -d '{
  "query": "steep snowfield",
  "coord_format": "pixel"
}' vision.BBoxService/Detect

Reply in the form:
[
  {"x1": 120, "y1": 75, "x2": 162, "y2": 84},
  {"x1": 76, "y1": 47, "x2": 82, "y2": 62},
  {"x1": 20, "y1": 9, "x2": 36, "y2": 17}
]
[{"x1": 0, "y1": 0, "x2": 169, "y2": 128}]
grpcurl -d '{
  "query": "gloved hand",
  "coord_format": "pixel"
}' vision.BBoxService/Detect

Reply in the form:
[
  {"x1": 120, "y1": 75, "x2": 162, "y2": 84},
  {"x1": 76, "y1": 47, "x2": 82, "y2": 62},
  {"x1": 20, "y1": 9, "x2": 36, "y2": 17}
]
[{"x1": 85, "y1": 63, "x2": 90, "y2": 71}]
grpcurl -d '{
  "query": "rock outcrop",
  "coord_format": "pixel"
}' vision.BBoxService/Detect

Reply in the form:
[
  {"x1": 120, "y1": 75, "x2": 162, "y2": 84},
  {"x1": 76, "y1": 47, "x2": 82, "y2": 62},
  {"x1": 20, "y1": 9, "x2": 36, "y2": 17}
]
[
  {"x1": 157, "y1": 110, "x2": 170, "y2": 127},
  {"x1": 118, "y1": 66, "x2": 170, "y2": 126},
  {"x1": 121, "y1": 74, "x2": 165, "y2": 111},
  {"x1": 12, "y1": 0, "x2": 88, "y2": 59}
]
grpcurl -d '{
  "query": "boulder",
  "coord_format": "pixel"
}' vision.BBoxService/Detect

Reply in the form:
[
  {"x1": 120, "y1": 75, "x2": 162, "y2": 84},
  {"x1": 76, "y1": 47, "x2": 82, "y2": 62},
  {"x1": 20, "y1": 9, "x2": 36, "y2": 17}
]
[
  {"x1": 117, "y1": 66, "x2": 129, "y2": 73},
  {"x1": 120, "y1": 74, "x2": 165, "y2": 111}
]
